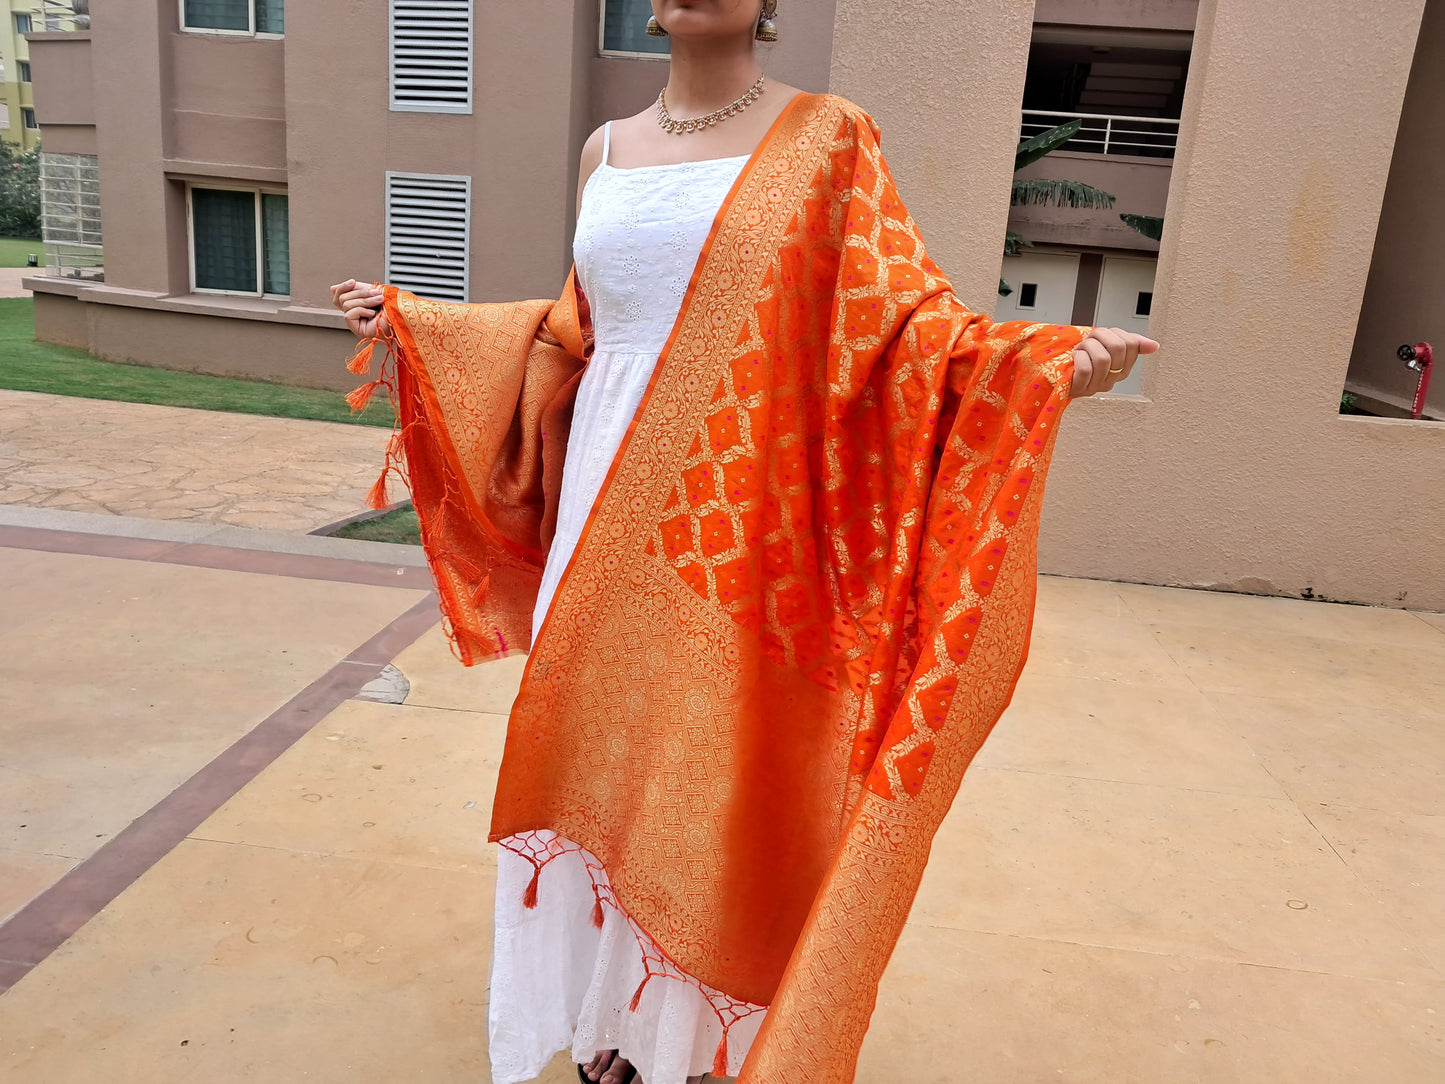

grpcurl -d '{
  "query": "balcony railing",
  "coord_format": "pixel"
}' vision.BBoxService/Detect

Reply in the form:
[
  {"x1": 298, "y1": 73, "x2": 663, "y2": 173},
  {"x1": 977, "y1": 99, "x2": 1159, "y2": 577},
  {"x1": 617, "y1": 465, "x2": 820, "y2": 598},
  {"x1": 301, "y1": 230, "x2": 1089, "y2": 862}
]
[{"x1": 1020, "y1": 109, "x2": 1180, "y2": 159}]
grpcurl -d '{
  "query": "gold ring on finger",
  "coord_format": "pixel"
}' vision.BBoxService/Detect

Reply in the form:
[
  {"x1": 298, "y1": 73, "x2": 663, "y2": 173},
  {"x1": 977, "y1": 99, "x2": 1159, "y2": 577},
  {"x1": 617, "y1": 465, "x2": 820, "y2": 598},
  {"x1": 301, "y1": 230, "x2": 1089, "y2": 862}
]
[{"x1": 1108, "y1": 366, "x2": 1124, "y2": 374}]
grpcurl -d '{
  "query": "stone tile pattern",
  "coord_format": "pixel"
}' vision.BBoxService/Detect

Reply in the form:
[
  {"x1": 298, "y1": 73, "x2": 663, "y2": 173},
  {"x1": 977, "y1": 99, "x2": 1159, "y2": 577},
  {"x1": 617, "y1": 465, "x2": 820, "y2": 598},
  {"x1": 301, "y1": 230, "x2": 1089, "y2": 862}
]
[
  {"x1": 0, "y1": 578, "x2": 1442, "y2": 1082},
  {"x1": 0, "y1": 389, "x2": 390, "y2": 532}
]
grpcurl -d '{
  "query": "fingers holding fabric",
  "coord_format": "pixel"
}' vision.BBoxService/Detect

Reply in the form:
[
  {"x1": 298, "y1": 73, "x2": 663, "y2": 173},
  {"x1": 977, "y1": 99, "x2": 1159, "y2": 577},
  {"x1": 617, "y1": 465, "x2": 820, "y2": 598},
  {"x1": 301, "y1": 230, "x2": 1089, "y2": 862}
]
[{"x1": 1070, "y1": 327, "x2": 1160, "y2": 398}]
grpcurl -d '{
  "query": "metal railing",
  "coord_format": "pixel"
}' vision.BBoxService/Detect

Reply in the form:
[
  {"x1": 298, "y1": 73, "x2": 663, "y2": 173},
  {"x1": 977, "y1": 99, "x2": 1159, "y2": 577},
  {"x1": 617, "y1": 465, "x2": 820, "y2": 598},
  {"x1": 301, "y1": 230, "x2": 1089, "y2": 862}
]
[
  {"x1": 1020, "y1": 109, "x2": 1180, "y2": 159},
  {"x1": 44, "y1": 242, "x2": 104, "y2": 281}
]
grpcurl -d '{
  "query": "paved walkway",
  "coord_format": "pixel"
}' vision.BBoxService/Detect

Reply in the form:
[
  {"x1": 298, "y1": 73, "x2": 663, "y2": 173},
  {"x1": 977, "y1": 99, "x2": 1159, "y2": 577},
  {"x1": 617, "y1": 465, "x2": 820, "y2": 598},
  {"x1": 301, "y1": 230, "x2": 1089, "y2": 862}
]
[
  {"x1": 0, "y1": 507, "x2": 1441, "y2": 1083},
  {"x1": 0, "y1": 389, "x2": 390, "y2": 532},
  {"x1": 0, "y1": 267, "x2": 35, "y2": 299}
]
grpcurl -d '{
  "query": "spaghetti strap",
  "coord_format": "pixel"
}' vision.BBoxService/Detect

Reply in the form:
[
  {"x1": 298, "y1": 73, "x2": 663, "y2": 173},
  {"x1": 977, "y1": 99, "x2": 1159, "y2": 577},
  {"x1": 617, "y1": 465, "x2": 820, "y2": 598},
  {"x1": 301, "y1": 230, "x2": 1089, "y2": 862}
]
[{"x1": 601, "y1": 121, "x2": 612, "y2": 167}]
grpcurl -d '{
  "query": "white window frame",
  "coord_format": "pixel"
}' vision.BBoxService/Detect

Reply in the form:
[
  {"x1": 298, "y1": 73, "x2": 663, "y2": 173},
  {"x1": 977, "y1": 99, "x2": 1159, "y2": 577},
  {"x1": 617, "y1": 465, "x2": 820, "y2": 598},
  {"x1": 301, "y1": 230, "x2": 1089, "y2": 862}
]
[
  {"x1": 1015, "y1": 281, "x2": 1040, "y2": 310},
  {"x1": 598, "y1": 0, "x2": 670, "y2": 60},
  {"x1": 384, "y1": 170, "x2": 471, "y2": 302},
  {"x1": 388, "y1": 0, "x2": 473, "y2": 115},
  {"x1": 17, "y1": 60, "x2": 31, "y2": 83},
  {"x1": 186, "y1": 183, "x2": 289, "y2": 300},
  {"x1": 14, "y1": 13, "x2": 32, "y2": 34},
  {"x1": 21, "y1": 108, "x2": 38, "y2": 130},
  {"x1": 177, "y1": 0, "x2": 283, "y2": 39}
]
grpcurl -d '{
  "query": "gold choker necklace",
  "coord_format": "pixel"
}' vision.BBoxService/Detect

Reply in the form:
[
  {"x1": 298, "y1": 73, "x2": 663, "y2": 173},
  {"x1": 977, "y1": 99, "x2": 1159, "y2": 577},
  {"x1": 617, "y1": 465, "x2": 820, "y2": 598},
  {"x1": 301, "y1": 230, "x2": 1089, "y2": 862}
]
[{"x1": 655, "y1": 74, "x2": 766, "y2": 135}]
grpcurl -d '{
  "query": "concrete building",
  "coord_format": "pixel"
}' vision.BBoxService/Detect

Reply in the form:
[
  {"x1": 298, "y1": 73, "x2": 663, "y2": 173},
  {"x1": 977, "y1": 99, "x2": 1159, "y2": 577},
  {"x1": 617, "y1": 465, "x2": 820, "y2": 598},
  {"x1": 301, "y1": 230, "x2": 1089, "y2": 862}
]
[
  {"x1": 21, "y1": 0, "x2": 1445, "y2": 610},
  {"x1": 0, "y1": 0, "x2": 81, "y2": 149}
]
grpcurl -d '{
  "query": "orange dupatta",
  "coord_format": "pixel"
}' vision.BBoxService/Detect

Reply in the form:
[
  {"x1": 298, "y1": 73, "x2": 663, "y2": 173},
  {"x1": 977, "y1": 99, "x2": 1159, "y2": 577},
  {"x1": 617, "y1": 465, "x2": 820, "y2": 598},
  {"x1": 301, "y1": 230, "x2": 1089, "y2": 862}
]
[{"x1": 350, "y1": 93, "x2": 1087, "y2": 1084}]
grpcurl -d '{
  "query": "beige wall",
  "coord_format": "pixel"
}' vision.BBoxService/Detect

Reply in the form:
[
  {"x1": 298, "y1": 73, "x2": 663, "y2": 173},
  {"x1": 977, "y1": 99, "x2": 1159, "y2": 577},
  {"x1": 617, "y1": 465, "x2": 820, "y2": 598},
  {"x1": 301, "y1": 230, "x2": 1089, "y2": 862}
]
[
  {"x1": 1345, "y1": 0, "x2": 1444, "y2": 418},
  {"x1": 168, "y1": 33, "x2": 286, "y2": 171},
  {"x1": 33, "y1": 290, "x2": 358, "y2": 390},
  {"x1": 834, "y1": 0, "x2": 1444, "y2": 610},
  {"x1": 831, "y1": 0, "x2": 1037, "y2": 312},
  {"x1": 89, "y1": 1, "x2": 169, "y2": 294}
]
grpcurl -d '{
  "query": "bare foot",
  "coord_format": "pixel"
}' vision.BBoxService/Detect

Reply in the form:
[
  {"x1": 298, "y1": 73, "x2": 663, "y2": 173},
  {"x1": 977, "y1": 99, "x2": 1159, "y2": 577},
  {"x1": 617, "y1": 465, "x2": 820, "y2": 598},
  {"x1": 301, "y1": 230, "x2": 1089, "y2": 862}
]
[{"x1": 579, "y1": 1049, "x2": 635, "y2": 1084}]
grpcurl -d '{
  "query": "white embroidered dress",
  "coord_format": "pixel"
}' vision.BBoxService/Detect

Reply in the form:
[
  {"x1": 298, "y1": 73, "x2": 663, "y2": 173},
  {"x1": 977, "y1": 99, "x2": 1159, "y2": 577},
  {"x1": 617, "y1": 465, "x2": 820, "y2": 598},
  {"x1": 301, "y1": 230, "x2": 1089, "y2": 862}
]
[{"x1": 488, "y1": 123, "x2": 767, "y2": 1084}]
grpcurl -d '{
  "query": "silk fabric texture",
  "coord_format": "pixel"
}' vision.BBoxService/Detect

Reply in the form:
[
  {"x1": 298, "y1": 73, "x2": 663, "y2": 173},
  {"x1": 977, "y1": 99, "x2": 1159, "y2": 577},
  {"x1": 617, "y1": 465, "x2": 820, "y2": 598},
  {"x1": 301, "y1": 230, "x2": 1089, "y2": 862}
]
[{"x1": 350, "y1": 93, "x2": 1088, "y2": 1083}]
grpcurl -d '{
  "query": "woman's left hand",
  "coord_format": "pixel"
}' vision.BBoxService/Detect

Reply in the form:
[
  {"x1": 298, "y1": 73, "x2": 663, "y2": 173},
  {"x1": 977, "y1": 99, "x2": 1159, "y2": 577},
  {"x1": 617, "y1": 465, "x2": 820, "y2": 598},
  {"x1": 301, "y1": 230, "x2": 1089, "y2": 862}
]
[{"x1": 1070, "y1": 327, "x2": 1160, "y2": 398}]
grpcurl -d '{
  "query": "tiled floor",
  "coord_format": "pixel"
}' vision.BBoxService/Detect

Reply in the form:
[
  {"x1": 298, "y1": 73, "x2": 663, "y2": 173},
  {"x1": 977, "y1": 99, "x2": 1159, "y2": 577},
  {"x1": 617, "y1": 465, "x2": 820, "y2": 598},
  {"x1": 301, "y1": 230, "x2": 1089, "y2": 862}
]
[
  {"x1": 0, "y1": 389, "x2": 389, "y2": 532},
  {"x1": 0, "y1": 515, "x2": 1441, "y2": 1083}
]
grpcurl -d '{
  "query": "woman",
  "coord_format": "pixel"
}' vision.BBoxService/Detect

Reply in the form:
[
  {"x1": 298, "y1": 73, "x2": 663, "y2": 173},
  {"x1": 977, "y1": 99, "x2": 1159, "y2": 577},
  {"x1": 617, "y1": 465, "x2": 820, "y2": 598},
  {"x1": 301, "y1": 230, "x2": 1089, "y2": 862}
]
[{"x1": 331, "y1": 3, "x2": 1156, "y2": 1083}]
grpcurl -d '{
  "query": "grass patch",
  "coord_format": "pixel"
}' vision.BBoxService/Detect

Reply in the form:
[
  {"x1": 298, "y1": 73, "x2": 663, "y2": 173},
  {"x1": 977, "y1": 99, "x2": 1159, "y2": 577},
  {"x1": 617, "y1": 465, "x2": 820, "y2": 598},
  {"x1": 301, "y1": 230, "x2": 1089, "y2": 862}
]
[
  {"x1": 0, "y1": 297, "x2": 393, "y2": 427},
  {"x1": 0, "y1": 237, "x2": 42, "y2": 269},
  {"x1": 332, "y1": 504, "x2": 421, "y2": 546}
]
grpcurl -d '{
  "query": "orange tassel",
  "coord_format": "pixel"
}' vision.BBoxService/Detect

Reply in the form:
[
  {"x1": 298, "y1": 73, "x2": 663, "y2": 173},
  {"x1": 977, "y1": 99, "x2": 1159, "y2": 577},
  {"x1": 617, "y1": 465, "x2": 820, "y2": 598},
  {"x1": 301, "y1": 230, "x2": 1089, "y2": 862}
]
[
  {"x1": 365, "y1": 470, "x2": 390, "y2": 510},
  {"x1": 345, "y1": 379, "x2": 382, "y2": 412},
  {"x1": 628, "y1": 973, "x2": 651, "y2": 1013},
  {"x1": 346, "y1": 339, "x2": 376, "y2": 375},
  {"x1": 590, "y1": 896, "x2": 604, "y2": 929},
  {"x1": 522, "y1": 866, "x2": 540, "y2": 910},
  {"x1": 712, "y1": 1031, "x2": 729, "y2": 1078}
]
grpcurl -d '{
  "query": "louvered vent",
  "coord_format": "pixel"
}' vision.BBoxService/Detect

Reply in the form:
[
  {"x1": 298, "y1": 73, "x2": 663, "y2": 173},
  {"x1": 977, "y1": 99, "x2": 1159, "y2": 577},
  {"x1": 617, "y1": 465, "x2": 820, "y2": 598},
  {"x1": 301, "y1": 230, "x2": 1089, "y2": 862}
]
[
  {"x1": 389, "y1": 0, "x2": 473, "y2": 113},
  {"x1": 385, "y1": 172, "x2": 471, "y2": 302}
]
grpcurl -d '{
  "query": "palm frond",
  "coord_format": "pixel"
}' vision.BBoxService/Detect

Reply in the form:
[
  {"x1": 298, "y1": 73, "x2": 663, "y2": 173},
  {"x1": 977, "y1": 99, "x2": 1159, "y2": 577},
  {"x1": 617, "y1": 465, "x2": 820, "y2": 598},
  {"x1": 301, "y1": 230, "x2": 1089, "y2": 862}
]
[
  {"x1": 1003, "y1": 231, "x2": 1034, "y2": 257},
  {"x1": 1010, "y1": 178, "x2": 1117, "y2": 209},
  {"x1": 1015, "y1": 120, "x2": 1082, "y2": 170},
  {"x1": 1120, "y1": 213, "x2": 1164, "y2": 241}
]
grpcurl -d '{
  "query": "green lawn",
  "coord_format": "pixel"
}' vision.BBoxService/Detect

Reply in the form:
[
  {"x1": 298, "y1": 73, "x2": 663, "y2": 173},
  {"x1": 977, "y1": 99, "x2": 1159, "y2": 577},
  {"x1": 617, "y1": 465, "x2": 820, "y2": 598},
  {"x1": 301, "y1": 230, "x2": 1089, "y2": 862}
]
[
  {"x1": 0, "y1": 237, "x2": 43, "y2": 268},
  {"x1": 0, "y1": 297, "x2": 394, "y2": 427},
  {"x1": 332, "y1": 504, "x2": 421, "y2": 546}
]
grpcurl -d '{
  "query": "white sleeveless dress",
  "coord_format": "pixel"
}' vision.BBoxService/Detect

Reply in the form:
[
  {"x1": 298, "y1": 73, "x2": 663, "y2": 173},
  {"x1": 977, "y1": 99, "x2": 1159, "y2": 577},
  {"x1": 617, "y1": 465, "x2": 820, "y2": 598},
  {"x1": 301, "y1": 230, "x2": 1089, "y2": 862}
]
[{"x1": 488, "y1": 124, "x2": 768, "y2": 1084}]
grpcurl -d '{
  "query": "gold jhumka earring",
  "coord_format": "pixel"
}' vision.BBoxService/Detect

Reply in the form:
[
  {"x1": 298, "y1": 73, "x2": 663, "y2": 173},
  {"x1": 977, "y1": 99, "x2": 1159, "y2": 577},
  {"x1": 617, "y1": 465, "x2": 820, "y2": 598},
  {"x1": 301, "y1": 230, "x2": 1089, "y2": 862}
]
[
  {"x1": 645, "y1": 13, "x2": 667, "y2": 37},
  {"x1": 756, "y1": 0, "x2": 779, "y2": 41}
]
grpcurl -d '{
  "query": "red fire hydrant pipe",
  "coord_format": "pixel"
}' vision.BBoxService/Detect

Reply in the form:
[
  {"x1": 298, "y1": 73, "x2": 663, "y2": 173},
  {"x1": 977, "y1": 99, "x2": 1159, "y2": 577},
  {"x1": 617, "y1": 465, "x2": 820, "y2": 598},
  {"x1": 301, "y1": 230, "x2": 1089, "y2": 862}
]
[{"x1": 1408, "y1": 342, "x2": 1433, "y2": 420}]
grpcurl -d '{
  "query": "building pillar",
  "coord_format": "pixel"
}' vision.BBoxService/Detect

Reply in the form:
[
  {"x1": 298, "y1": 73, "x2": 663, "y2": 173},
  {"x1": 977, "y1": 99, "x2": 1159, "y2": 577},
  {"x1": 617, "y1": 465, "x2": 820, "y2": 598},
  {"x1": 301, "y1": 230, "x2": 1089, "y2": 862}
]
[
  {"x1": 1041, "y1": 0, "x2": 1444, "y2": 607},
  {"x1": 828, "y1": 0, "x2": 1037, "y2": 311}
]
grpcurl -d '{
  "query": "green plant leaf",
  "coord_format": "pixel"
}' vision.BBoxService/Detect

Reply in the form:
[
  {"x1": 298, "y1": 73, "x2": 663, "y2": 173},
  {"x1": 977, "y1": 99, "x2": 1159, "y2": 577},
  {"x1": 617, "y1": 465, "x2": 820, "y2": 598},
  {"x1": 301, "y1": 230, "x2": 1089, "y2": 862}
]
[
  {"x1": 999, "y1": 278, "x2": 1014, "y2": 297},
  {"x1": 1015, "y1": 120, "x2": 1082, "y2": 170},
  {"x1": 1011, "y1": 178, "x2": 1117, "y2": 209},
  {"x1": 1003, "y1": 231, "x2": 1034, "y2": 257},
  {"x1": 1120, "y1": 213, "x2": 1165, "y2": 241}
]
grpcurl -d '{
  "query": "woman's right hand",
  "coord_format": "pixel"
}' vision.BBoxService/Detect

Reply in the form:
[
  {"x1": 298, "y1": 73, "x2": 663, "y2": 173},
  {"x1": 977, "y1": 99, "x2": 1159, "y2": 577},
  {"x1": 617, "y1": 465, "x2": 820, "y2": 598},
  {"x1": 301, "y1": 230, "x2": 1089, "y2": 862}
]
[{"x1": 330, "y1": 278, "x2": 390, "y2": 339}]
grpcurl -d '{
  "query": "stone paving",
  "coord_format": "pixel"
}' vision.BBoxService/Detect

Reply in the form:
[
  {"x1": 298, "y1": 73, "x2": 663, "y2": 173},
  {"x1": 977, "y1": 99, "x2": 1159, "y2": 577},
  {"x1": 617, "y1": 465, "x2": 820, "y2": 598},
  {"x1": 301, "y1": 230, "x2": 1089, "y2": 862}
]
[
  {"x1": 0, "y1": 508, "x2": 1442, "y2": 1082},
  {"x1": 0, "y1": 267, "x2": 35, "y2": 299},
  {"x1": 0, "y1": 389, "x2": 390, "y2": 532}
]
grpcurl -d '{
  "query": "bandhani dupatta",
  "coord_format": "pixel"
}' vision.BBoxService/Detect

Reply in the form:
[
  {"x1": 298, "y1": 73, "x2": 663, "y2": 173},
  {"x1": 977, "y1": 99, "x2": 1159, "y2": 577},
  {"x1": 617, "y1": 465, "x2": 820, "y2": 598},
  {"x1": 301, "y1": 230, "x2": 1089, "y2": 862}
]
[{"x1": 350, "y1": 93, "x2": 1087, "y2": 1083}]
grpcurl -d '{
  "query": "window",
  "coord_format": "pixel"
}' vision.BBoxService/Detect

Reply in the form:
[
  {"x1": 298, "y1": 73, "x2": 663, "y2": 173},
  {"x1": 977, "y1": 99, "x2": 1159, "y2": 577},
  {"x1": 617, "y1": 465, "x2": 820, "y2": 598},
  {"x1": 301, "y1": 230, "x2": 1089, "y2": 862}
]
[
  {"x1": 389, "y1": 0, "x2": 472, "y2": 113},
  {"x1": 1135, "y1": 290, "x2": 1153, "y2": 317},
  {"x1": 18, "y1": 61, "x2": 30, "y2": 83},
  {"x1": 601, "y1": 0, "x2": 669, "y2": 56},
  {"x1": 14, "y1": 13, "x2": 32, "y2": 34},
  {"x1": 22, "y1": 108, "x2": 37, "y2": 130},
  {"x1": 1018, "y1": 282, "x2": 1039, "y2": 308},
  {"x1": 385, "y1": 172, "x2": 470, "y2": 301},
  {"x1": 181, "y1": 0, "x2": 283, "y2": 35},
  {"x1": 189, "y1": 186, "x2": 290, "y2": 297}
]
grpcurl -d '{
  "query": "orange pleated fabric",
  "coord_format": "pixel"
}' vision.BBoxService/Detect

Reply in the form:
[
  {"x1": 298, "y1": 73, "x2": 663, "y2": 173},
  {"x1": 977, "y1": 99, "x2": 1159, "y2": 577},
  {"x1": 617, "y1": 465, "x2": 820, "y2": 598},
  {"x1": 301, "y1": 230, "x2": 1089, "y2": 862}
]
[{"x1": 350, "y1": 93, "x2": 1088, "y2": 1083}]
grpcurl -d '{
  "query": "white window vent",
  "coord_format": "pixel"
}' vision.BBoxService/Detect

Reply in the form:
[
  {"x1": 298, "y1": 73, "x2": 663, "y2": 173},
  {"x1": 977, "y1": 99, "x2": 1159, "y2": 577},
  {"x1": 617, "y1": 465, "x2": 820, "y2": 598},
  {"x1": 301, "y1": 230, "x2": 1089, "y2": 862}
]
[
  {"x1": 389, "y1": 0, "x2": 473, "y2": 114},
  {"x1": 385, "y1": 172, "x2": 471, "y2": 302}
]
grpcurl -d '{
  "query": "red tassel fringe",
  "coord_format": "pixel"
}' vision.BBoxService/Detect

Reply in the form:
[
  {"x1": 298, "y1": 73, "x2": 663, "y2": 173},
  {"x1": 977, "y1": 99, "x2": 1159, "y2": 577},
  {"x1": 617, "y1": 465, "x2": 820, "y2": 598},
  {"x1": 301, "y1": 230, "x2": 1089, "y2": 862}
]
[
  {"x1": 712, "y1": 1031, "x2": 729, "y2": 1078},
  {"x1": 346, "y1": 338, "x2": 376, "y2": 375},
  {"x1": 365, "y1": 470, "x2": 390, "y2": 511},
  {"x1": 627, "y1": 974, "x2": 651, "y2": 1013},
  {"x1": 590, "y1": 897, "x2": 605, "y2": 929},
  {"x1": 345, "y1": 379, "x2": 383, "y2": 412},
  {"x1": 522, "y1": 866, "x2": 541, "y2": 910}
]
